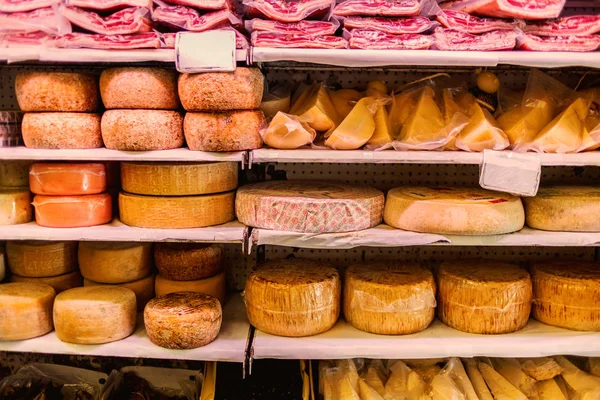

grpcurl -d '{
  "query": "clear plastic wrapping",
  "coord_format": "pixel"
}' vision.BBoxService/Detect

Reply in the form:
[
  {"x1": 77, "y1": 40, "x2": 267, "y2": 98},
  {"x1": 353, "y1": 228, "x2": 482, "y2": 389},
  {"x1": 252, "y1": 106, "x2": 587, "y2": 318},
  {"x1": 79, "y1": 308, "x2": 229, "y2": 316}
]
[
  {"x1": 60, "y1": 5, "x2": 151, "y2": 35},
  {"x1": 32, "y1": 193, "x2": 112, "y2": 228},
  {"x1": 152, "y1": 4, "x2": 240, "y2": 32},
  {"x1": 0, "y1": 6, "x2": 72, "y2": 35},
  {"x1": 29, "y1": 163, "x2": 107, "y2": 196},
  {"x1": 262, "y1": 112, "x2": 317, "y2": 149},
  {"x1": 0, "y1": 111, "x2": 23, "y2": 147},
  {"x1": 243, "y1": 0, "x2": 335, "y2": 23}
]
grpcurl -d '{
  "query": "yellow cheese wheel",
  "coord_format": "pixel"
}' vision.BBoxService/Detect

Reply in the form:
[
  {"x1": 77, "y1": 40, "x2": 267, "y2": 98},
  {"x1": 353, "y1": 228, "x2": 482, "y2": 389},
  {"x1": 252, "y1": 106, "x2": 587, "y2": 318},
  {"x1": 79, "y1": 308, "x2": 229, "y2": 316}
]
[
  {"x1": 0, "y1": 161, "x2": 32, "y2": 187},
  {"x1": 10, "y1": 270, "x2": 83, "y2": 294},
  {"x1": 0, "y1": 282, "x2": 55, "y2": 341},
  {"x1": 155, "y1": 272, "x2": 226, "y2": 304},
  {"x1": 0, "y1": 187, "x2": 32, "y2": 225},
  {"x1": 84, "y1": 274, "x2": 155, "y2": 311},
  {"x1": 6, "y1": 241, "x2": 78, "y2": 278},
  {"x1": 154, "y1": 243, "x2": 223, "y2": 281},
  {"x1": 78, "y1": 242, "x2": 152, "y2": 284}
]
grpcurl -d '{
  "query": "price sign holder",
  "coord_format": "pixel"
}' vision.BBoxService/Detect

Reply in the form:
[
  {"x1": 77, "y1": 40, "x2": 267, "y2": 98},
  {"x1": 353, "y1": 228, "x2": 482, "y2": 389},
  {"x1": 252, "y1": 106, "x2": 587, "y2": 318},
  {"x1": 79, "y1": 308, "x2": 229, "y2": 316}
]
[
  {"x1": 479, "y1": 150, "x2": 541, "y2": 197},
  {"x1": 175, "y1": 31, "x2": 236, "y2": 73}
]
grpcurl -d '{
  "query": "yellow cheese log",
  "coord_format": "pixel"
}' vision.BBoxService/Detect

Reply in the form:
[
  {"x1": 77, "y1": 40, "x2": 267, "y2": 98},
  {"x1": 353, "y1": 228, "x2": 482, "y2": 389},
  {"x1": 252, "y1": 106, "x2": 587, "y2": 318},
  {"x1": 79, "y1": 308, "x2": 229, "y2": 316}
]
[
  {"x1": 78, "y1": 242, "x2": 152, "y2": 284},
  {"x1": 0, "y1": 282, "x2": 55, "y2": 341},
  {"x1": 329, "y1": 89, "x2": 362, "y2": 120},
  {"x1": 0, "y1": 187, "x2": 32, "y2": 225},
  {"x1": 325, "y1": 97, "x2": 377, "y2": 150},
  {"x1": 491, "y1": 358, "x2": 537, "y2": 397},
  {"x1": 463, "y1": 359, "x2": 494, "y2": 400},
  {"x1": 84, "y1": 274, "x2": 155, "y2": 311},
  {"x1": 6, "y1": 240, "x2": 78, "y2": 278},
  {"x1": 155, "y1": 272, "x2": 226, "y2": 304},
  {"x1": 0, "y1": 161, "x2": 31, "y2": 187},
  {"x1": 290, "y1": 83, "x2": 340, "y2": 132},
  {"x1": 537, "y1": 379, "x2": 567, "y2": 400},
  {"x1": 478, "y1": 362, "x2": 528, "y2": 400},
  {"x1": 10, "y1": 270, "x2": 82, "y2": 294},
  {"x1": 263, "y1": 112, "x2": 317, "y2": 149},
  {"x1": 555, "y1": 356, "x2": 600, "y2": 395},
  {"x1": 154, "y1": 243, "x2": 223, "y2": 281}
]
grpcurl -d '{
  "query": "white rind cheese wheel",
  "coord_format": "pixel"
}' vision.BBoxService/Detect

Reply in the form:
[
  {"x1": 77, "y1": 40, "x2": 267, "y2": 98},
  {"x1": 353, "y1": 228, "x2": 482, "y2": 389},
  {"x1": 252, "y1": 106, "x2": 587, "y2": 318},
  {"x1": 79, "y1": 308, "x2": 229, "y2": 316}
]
[
  {"x1": 22, "y1": 113, "x2": 103, "y2": 149},
  {"x1": 155, "y1": 271, "x2": 226, "y2": 304},
  {"x1": 0, "y1": 161, "x2": 32, "y2": 187},
  {"x1": 344, "y1": 262, "x2": 436, "y2": 335},
  {"x1": 0, "y1": 282, "x2": 56, "y2": 341},
  {"x1": 78, "y1": 242, "x2": 152, "y2": 284},
  {"x1": 0, "y1": 188, "x2": 32, "y2": 226},
  {"x1": 244, "y1": 259, "x2": 341, "y2": 337},
  {"x1": 84, "y1": 274, "x2": 155, "y2": 312},
  {"x1": 384, "y1": 186, "x2": 525, "y2": 235},
  {"x1": 121, "y1": 162, "x2": 238, "y2": 196},
  {"x1": 54, "y1": 286, "x2": 137, "y2": 344},
  {"x1": 6, "y1": 241, "x2": 78, "y2": 278},
  {"x1": 437, "y1": 260, "x2": 532, "y2": 334},
  {"x1": 154, "y1": 243, "x2": 223, "y2": 281},
  {"x1": 10, "y1": 270, "x2": 82, "y2": 293},
  {"x1": 236, "y1": 181, "x2": 385, "y2": 233}
]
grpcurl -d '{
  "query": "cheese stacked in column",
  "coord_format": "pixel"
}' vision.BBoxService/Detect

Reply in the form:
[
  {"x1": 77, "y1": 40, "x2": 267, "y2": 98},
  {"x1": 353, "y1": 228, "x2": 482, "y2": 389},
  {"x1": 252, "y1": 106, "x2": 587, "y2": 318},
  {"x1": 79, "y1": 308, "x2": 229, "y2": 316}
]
[
  {"x1": 0, "y1": 282, "x2": 56, "y2": 340},
  {"x1": 0, "y1": 161, "x2": 33, "y2": 226}
]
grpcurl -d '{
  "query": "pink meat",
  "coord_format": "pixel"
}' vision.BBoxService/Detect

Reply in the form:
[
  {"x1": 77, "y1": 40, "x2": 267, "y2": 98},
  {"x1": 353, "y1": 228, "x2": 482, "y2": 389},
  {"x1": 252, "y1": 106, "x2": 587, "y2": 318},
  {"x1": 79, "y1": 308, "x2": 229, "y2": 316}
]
[
  {"x1": 524, "y1": 15, "x2": 600, "y2": 36},
  {"x1": 0, "y1": 31, "x2": 51, "y2": 46},
  {"x1": 348, "y1": 29, "x2": 434, "y2": 49},
  {"x1": 0, "y1": 0, "x2": 60, "y2": 13},
  {"x1": 440, "y1": 0, "x2": 567, "y2": 20},
  {"x1": 433, "y1": 27, "x2": 517, "y2": 50},
  {"x1": 518, "y1": 34, "x2": 600, "y2": 51},
  {"x1": 52, "y1": 32, "x2": 162, "y2": 49},
  {"x1": 60, "y1": 5, "x2": 151, "y2": 35},
  {"x1": 0, "y1": 7, "x2": 71, "y2": 35},
  {"x1": 246, "y1": 18, "x2": 339, "y2": 35},
  {"x1": 160, "y1": 0, "x2": 231, "y2": 10},
  {"x1": 66, "y1": 0, "x2": 153, "y2": 11},
  {"x1": 343, "y1": 16, "x2": 437, "y2": 34},
  {"x1": 333, "y1": 0, "x2": 420, "y2": 17},
  {"x1": 251, "y1": 31, "x2": 348, "y2": 48},
  {"x1": 153, "y1": 6, "x2": 240, "y2": 31},
  {"x1": 436, "y1": 10, "x2": 520, "y2": 34},
  {"x1": 243, "y1": 0, "x2": 335, "y2": 23},
  {"x1": 162, "y1": 27, "x2": 249, "y2": 48}
]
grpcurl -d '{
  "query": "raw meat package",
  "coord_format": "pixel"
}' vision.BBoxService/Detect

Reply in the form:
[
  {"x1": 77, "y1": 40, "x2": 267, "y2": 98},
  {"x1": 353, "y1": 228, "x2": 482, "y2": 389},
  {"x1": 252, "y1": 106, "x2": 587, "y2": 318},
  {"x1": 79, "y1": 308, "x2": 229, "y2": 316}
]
[
  {"x1": 439, "y1": 0, "x2": 567, "y2": 20},
  {"x1": 0, "y1": 7, "x2": 72, "y2": 35},
  {"x1": 252, "y1": 31, "x2": 348, "y2": 48},
  {"x1": 0, "y1": 0, "x2": 62, "y2": 13},
  {"x1": 162, "y1": 28, "x2": 249, "y2": 48},
  {"x1": 333, "y1": 0, "x2": 421, "y2": 17},
  {"x1": 0, "y1": 31, "x2": 52, "y2": 47},
  {"x1": 518, "y1": 34, "x2": 600, "y2": 52},
  {"x1": 245, "y1": 18, "x2": 340, "y2": 35},
  {"x1": 60, "y1": 5, "x2": 152, "y2": 35},
  {"x1": 436, "y1": 9, "x2": 521, "y2": 34},
  {"x1": 523, "y1": 15, "x2": 600, "y2": 36},
  {"x1": 51, "y1": 32, "x2": 162, "y2": 49},
  {"x1": 342, "y1": 16, "x2": 438, "y2": 34},
  {"x1": 152, "y1": 5, "x2": 241, "y2": 31},
  {"x1": 347, "y1": 29, "x2": 434, "y2": 50},
  {"x1": 243, "y1": 0, "x2": 335, "y2": 23},
  {"x1": 434, "y1": 27, "x2": 517, "y2": 51},
  {"x1": 65, "y1": 0, "x2": 154, "y2": 11},
  {"x1": 159, "y1": 0, "x2": 231, "y2": 10}
]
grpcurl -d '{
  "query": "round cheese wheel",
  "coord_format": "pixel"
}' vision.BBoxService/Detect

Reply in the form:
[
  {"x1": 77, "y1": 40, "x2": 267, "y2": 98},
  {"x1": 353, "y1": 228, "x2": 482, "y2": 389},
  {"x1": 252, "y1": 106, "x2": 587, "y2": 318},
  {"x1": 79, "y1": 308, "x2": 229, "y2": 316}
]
[
  {"x1": 245, "y1": 259, "x2": 341, "y2": 337},
  {"x1": 33, "y1": 193, "x2": 112, "y2": 228},
  {"x1": 16, "y1": 72, "x2": 99, "y2": 112},
  {"x1": 178, "y1": 68, "x2": 264, "y2": 111},
  {"x1": 6, "y1": 241, "x2": 78, "y2": 278},
  {"x1": 84, "y1": 274, "x2": 155, "y2": 311},
  {"x1": 10, "y1": 270, "x2": 83, "y2": 294},
  {"x1": 154, "y1": 243, "x2": 223, "y2": 281},
  {"x1": 22, "y1": 113, "x2": 102, "y2": 149},
  {"x1": 155, "y1": 272, "x2": 226, "y2": 304},
  {"x1": 0, "y1": 188, "x2": 32, "y2": 225},
  {"x1": 100, "y1": 67, "x2": 180, "y2": 110},
  {"x1": 437, "y1": 260, "x2": 532, "y2": 334},
  {"x1": 183, "y1": 111, "x2": 265, "y2": 152},
  {"x1": 29, "y1": 163, "x2": 107, "y2": 196},
  {"x1": 78, "y1": 242, "x2": 152, "y2": 284},
  {"x1": 0, "y1": 282, "x2": 55, "y2": 341},
  {"x1": 119, "y1": 191, "x2": 234, "y2": 229},
  {"x1": 144, "y1": 292, "x2": 222, "y2": 349},
  {"x1": 344, "y1": 262, "x2": 436, "y2": 335},
  {"x1": 0, "y1": 161, "x2": 32, "y2": 187},
  {"x1": 54, "y1": 286, "x2": 137, "y2": 344},
  {"x1": 384, "y1": 186, "x2": 525, "y2": 235},
  {"x1": 121, "y1": 162, "x2": 238, "y2": 196},
  {"x1": 101, "y1": 110, "x2": 183, "y2": 151},
  {"x1": 236, "y1": 181, "x2": 384, "y2": 233}
]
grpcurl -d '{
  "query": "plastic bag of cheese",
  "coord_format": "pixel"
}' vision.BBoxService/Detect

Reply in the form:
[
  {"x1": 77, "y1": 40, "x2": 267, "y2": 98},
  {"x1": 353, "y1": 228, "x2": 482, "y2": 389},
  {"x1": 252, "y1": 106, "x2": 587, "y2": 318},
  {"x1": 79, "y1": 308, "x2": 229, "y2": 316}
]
[
  {"x1": 429, "y1": 358, "x2": 478, "y2": 400},
  {"x1": 262, "y1": 112, "x2": 317, "y2": 149},
  {"x1": 322, "y1": 360, "x2": 362, "y2": 400},
  {"x1": 577, "y1": 87, "x2": 600, "y2": 152}
]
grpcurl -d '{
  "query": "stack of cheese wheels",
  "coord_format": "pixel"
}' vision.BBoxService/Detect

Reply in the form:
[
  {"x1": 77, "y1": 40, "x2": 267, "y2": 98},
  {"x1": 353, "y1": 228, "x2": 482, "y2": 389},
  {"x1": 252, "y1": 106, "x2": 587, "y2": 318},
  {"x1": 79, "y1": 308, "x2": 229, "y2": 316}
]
[
  {"x1": 0, "y1": 282, "x2": 56, "y2": 341},
  {"x1": 6, "y1": 241, "x2": 82, "y2": 293},
  {"x1": 119, "y1": 162, "x2": 236, "y2": 228},
  {"x1": 384, "y1": 186, "x2": 525, "y2": 235},
  {"x1": 79, "y1": 242, "x2": 154, "y2": 311},
  {"x1": 16, "y1": 72, "x2": 102, "y2": 149},
  {"x1": 531, "y1": 261, "x2": 600, "y2": 331},
  {"x1": 437, "y1": 260, "x2": 533, "y2": 334},
  {"x1": 236, "y1": 181, "x2": 385, "y2": 233},
  {"x1": 100, "y1": 68, "x2": 184, "y2": 151},
  {"x1": 29, "y1": 163, "x2": 112, "y2": 228},
  {"x1": 344, "y1": 262, "x2": 436, "y2": 335},
  {"x1": 180, "y1": 68, "x2": 266, "y2": 151},
  {"x1": 0, "y1": 161, "x2": 33, "y2": 226},
  {"x1": 244, "y1": 258, "x2": 341, "y2": 337}
]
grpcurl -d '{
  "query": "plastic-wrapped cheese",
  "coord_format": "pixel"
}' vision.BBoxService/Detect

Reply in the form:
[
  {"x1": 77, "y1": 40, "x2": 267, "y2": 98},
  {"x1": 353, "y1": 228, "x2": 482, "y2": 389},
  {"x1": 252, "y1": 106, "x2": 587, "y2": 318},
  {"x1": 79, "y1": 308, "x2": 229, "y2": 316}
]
[
  {"x1": 0, "y1": 282, "x2": 56, "y2": 341},
  {"x1": 0, "y1": 187, "x2": 32, "y2": 225},
  {"x1": 6, "y1": 241, "x2": 78, "y2": 277},
  {"x1": 0, "y1": 161, "x2": 32, "y2": 187},
  {"x1": 33, "y1": 193, "x2": 112, "y2": 228},
  {"x1": 155, "y1": 272, "x2": 226, "y2": 304},
  {"x1": 29, "y1": 163, "x2": 107, "y2": 195},
  {"x1": 84, "y1": 274, "x2": 155, "y2": 311},
  {"x1": 154, "y1": 243, "x2": 223, "y2": 281},
  {"x1": 78, "y1": 242, "x2": 152, "y2": 284},
  {"x1": 10, "y1": 270, "x2": 83, "y2": 294}
]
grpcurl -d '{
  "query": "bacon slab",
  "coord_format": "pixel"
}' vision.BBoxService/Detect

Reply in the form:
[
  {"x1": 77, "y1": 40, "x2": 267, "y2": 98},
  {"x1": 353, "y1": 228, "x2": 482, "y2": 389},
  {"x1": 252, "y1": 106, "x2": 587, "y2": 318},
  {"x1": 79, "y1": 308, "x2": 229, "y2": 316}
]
[
  {"x1": 436, "y1": 10, "x2": 520, "y2": 34},
  {"x1": 433, "y1": 27, "x2": 517, "y2": 50},
  {"x1": 0, "y1": 7, "x2": 71, "y2": 35},
  {"x1": 245, "y1": 18, "x2": 339, "y2": 35},
  {"x1": 343, "y1": 16, "x2": 437, "y2": 34},
  {"x1": 52, "y1": 32, "x2": 162, "y2": 49},
  {"x1": 524, "y1": 15, "x2": 600, "y2": 36},
  {"x1": 251, "y1": 31, "x2": 348, "y2": 48},
  {"x1": 333, "y1": 0, "x2": 420, "y2": 17},
  {"x1": 162, "y1": 27, "x2": 249, "y2": 48},
  {"x1": 153, "y1": 6, "x2": 240, "y2": 31},
  {"x1": 518, "y1": 34, "x2": 600, "y2": 52},
  {"x1": 0, "y1": 0, "x2": 61, "y2": 13},
  {"x1": 66, "y1": 0, "x2": 153, "y2": 11},
  {"x1": 0, "y1": 31, "x2": 51, "y2": 46},
  {"x1": 243, "y1": 0, "x2": 335, "y2": 23},
  {"x1": 60, "y1": 5, "x2": 151, "y2": 35},
  {"x1": 160, "y1": 0, "x2": 231, "y2": 10},
  {"x1": 348, "y1": 29, "x2": 434, "y2": 49},
  {"x1": 439, "y1": 0, "x2": 567, "y2": 20}
]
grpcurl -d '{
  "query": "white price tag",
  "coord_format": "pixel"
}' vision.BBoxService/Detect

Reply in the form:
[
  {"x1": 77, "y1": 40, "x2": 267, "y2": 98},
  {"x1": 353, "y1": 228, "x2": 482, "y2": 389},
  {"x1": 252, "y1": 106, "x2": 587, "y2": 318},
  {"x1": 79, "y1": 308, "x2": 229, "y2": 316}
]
[
  {"x1": 479, "y1": 150, "x2": 541, "y2": 197},
  {"x1": 175, "y1": 31, "x2": 236, "y2": 73}
]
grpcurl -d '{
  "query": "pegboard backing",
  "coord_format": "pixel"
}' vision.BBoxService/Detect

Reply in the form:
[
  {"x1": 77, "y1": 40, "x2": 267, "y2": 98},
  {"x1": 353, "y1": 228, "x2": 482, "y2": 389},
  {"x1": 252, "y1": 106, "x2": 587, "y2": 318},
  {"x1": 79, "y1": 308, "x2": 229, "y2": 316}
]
[{"x1": 223, "y1": 243, "x2": 257, "y2": 291}]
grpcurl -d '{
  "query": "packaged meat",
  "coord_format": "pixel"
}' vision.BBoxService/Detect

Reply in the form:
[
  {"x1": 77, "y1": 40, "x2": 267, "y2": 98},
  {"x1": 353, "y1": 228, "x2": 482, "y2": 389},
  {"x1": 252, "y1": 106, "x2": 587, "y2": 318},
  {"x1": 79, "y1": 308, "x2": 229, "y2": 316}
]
[
  {"x1": 518, "y1": 34, "x2": 600, "y2": 52},
  {"x1": 262, "y1": 112, "x2": 316, "y2": 149},
  {"x1": 52, "y1": 32, "x2": 162, "y2": 49},
  {"x1": 152, "y1": 6, "x2": 240, "y2": 31},
  {"x1": 342, "y1": 16, "x2": 438, "y2": 34},
  {"x1": 436, "y1": 9, "x2": 521, "y2": 34},
  {"x1": 252, "y1": 31, "x2": 348, "y2": 48},
  {"x1": 60, "y1": 5, "x2": 152, "y2": 35},
  {"x1": 33, "y1": 193, "x2": 112, "y2": 228},
  {"x1": 29, "y1": 163, "x2": 107, "y2": 196},
  {"x1": 161, "y1": 0, "x2": 231, "y2": 10},
  {"x1": 347, "y1": 29, "x2": 434, "y2": 50},
  {"x1": 0, "y1": 7, "x2": 71, "y2": 35},
  {"x1": 0, "y1": 0, "x2": 61, "y2": 13},
  {"x1": 66, "y1": 0, "x2": 154, "y2": 11},
  {"x1": 333, "y1": 0, "x2": 420, "y2": 17},
  {"x1": 523, "y1": 15, "x2": 600, "y2": 36},
  {"x1": 433, "y1": 27, "x2": 517, "y2": 51},
  {"x1": 245, "y1": 18, "x2": 339, "y2": 35},
  {"x1": 439, "y1": 0, "x2": 567, "y2": 20},
  {"x1": 0, "y1": 31, "x2": 51, "y2": 47},
  {"x1": 162, "y1": 27, "x2": 248, "y2": 49},
  {"x1": 243, "y1": 0, "x2": 335, "y2": 23}
]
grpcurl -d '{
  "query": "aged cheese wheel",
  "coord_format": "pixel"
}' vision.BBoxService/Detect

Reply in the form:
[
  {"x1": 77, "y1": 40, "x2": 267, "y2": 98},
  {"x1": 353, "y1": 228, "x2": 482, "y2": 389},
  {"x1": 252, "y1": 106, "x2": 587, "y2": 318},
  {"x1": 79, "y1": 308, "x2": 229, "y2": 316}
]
[
  {"x1": 119, "y1": 191, "x2": 234, "y2": 229},
  {"x1": 384, "y1": 186, "x2": 525, "y2": 235},
  {"x1": 78, "y1": 241, "x2": 152, "y2": 284},
  {"x1": 155, "y1": 272, "x2": 226, "y2": 304},
  {"x1": 154, "y1": 243, "x2": 223, "y2": 281},
  {"x1": 0, "y1": 188, "x2": 32, "y2": 225},
  {"x1": 121, "y1": 162, "x2": 237, "y2": 196},
  {"x1": 178, "y1": 68, "x2": 264, "y2": 111},
  {"x1": 437, "y1": 260, "x2": 532, "y2": 334},
  {"x1": 29, "y1": 163, "x2": 107, "y2": 196},
  {"x1": 101, "y1": 110, "x2": 183, "y2": 151},
  {"x1": 144, "y1": 292, "x2": 222, "y2": 349},
  {"x1": 6, "y1": 241, "x2": 78, "y2": 278},
  {"x1": 16, "y1": 72, "x2": 99, "y2": 112},
  {"x1": 531, "y1": 262, "x2": 600, "y2": 331},
  {"x1": 22, "y1": 113, "x2": 102, "y2": 149},
  {"x1": 184, "y1": 111, "x2": 265, "y2": 152},
  {"x1": 236, "y1": 181, "x2": 384, "y2": 233},
  {"x1": 100, "y1": 67, "x2": 179, "y2": 110},
  {"x1": 245, "y1": 259, "x2": 341, "y2": 337},
  {"x1": 344, "y1": 262, "x2": 436, "y2": 335},
  {"x1": 10, "y1": 270, "x2": 83, "y2": 294},
  {"x1": 0, "y1": 161, "x2": 32, "y2": 187},
  {"x1": 54, "y1": 286, "x2": 137, "y2": 344},
  {"x1": 33, "y1": 193, "x2": 112, "y2": 228},
  {"x1": 0, "y1": 282, "x2": 55, "y2": 341},
  {"x1": 84, "y1": 274, "x2": 155, "y2": 311}
]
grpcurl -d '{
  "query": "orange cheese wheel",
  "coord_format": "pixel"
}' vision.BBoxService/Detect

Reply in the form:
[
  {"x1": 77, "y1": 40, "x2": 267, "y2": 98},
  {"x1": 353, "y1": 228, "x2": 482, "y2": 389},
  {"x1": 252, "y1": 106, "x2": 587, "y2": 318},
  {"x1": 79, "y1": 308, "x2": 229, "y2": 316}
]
[
  {"x1": 33, "y1": 193, "x2": 112, "y2": 228},
  {"x1": 29, "y1": 163, "x2": 107, "y2": 196},
  {"x1": 155, "y1": 272, "x2": 227, "y2": 304}
]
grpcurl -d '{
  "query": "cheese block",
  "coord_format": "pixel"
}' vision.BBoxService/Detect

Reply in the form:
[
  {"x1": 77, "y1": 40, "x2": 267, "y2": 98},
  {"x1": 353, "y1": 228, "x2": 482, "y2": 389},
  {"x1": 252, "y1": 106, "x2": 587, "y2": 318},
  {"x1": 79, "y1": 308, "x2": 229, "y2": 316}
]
[
  {"x1": 244, "y1": 259, "x2": 341, "y2": 337},
  {"x1": 367, "y1": 104, "x2": 393, "y2": 148},
  {"x1": 396, "y1": 87, "x2": 447, "y2": 147},
  {"x1": 84, "y1": 274, "x2": 155, "y2": 311},
  {"x1": 119, "y1": 191, "x2": 234, "y2": 229},
  {"x1": 236, "y1": 181, "x2": 384, "y2": 233},
  {"x1": 121, "y1": 162, "x2": 238, "y2": 196},
  {"x1": 260, "y1": 92, "x2": 291, "y2": 120},
  {"x1": 29, "y1": 163, "x2": 107, "y2": 195},
  {"x1": 155, "y1": 272, "x2": 226, "y2": 304},
  {"x1": 497, "y1": 95, "x2": 555, "y2": 148},
  {"x1": 454, "y1": 93, "x2": 510, "y2": 152},
  {"x1": 78, "y1": 242, "x2": 152, "y2": 284},
  {"x1": 10, "y1": 270, "x2": 83, "y2": 294},
  {"x1": 330, "y1": 89, "x2": 363, "y2": 120},
  {"x1": 0, "y1": 187, "x2": 32, "y2": 225},
  {"x1": 6, "y1": 241, "x2": 78, "y2": 278},
  {"x1": 263, "y1": 112, "x2": 317, "y2": 150},
  {"x1": 0, "y1": 161, "x2": 32, "y2": 187},
  {"x1": 22, "y1": 113, "x2": 102, "y2": 149},
  {"x1": 33, "y1": 193, "x2": 112, "y2": 228},
  {"x1": 290, "y1": 83, "x2": 340, "y2": 132},
  {"x1": 531, "y1": 261, "x2": 600, "y2": 331},
  {"x1": 0, "y1": 245, "x2": 5, "y2": 282},
  {"x1": 16, "y1": 72, "x2": 99, "y2": 112},
  {"x1": 144, "y1": 292, "x2": 222, "y2": 349},
  {"x1": 154, "y1": 243, "x2": 223, "y2": 281},
  {"x1": 325, "y1": 97, "x2": 377, "y2": 150},
  {"x1": 0, "y1": 282, "x2": 55, "y2": 341},
  {"x1": 384, "y1": 186, "x2": 525, "y2": 235},
  {"x1": 523, "y1": 186, "x2": 600, "y2": 232},
  {"x1": 437, "y1": 260, "x2": 532, "y2": 334},
  {"x1": 343, "y1": 262, "x2": 436, "y2": 335}
]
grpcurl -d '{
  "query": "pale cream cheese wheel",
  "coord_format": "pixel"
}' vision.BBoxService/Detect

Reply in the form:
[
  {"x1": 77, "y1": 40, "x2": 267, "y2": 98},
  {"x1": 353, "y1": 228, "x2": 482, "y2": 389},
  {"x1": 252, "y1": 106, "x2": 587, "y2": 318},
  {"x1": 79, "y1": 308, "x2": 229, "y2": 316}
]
[
  {"x1": 0, "y1": 187, "x2": 33, "y2": 225},
  {"x1": 84, "y1": 274, "x2": 155, "y2": 312},
  {"x1": 10, "y1": 270, "x2": 83, "y2": 294},
  {"x1": 22, "y1": 113, "x2": 102, "y2": 149},
  {"x1": 6, "y1": 240, "x2": 78, "y2": 278},
  {"x1": 154, "y1": 243, "x2": 224, "y2": 281},
  {"x1": 0, "y1": 282, "x2": 55, "y2": 341},
  {"x1": 78, "y1": 242, "x2": 152, "y2": 284}
]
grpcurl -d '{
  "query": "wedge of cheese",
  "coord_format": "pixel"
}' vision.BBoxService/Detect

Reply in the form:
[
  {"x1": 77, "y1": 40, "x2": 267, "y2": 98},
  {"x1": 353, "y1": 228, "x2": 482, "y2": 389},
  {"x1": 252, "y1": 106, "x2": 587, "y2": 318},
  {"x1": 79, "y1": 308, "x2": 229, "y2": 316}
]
[
  {"x1": 290, "y1": 83, "x2": 340, "y2": 132},
  {"x1": 455, "y1": 93, "x2": 509, "y2": 152},
  {"x1": 263, "y1": 112, "x2": 317, "y2": 149},
  {"x1": 325, "y1": 97, "x2": 377, "y2": 150},
  {"x1": 330, "y1": 89, "x2": 362, "y2": 120}
]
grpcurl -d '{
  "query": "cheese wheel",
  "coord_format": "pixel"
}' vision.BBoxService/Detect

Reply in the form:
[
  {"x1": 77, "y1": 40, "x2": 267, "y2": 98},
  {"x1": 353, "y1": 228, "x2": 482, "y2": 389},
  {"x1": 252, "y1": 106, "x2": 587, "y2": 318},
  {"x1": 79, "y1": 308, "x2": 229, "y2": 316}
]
[
  {"x1": 22, "y1": 113, "x2": 102, "y2": 149},
  {"x1": 155, "y1": 272, "x2": 226, "y2": 304},
  {"x1": 344, "y1": 262, "x2": 436, "y2": 335},
  {"x1": 144, "y1": 292, "x2": 222, "y2": 349},
  {"x1": 84, "y1": 274, "x2": 155, "y2": 311},
  {"x1": 154, "y1": 243, "x2": 223, "y2": 281},
  {"x1": 178, "y1": 68, "x2": 264, "y2": 111},
  {"x1": 0, "y1": 161, "x2": 32, "y2": 187},
  {"x1": 121, "y1": 162, "x2": 238, "y2": 196},
  {"x1": 531, "y1": 262, "x2": 600, "y2": 331},
  {"x1": 437, "y1": 260, "x2": 532, "y2": 334},
  {"x1": 78, "y1": 242, "x2": 152, "y2": 284},
  {"x1": 100, "y1": 67, "x2": 180, "y2": 110},
  {"x1": 29, "y1": 163, "x2": 107, "y2": 196},
  {"x1": 184, "y1": 111, "x2": 265, "y2": 152},
  {"x1": 16, "y1": 72, "x2": 99, "y2": 112},
  {"x1": 524, "y1": 186, "x2": 600, "y2": 232},
  {"x1": 0, "y1": 187, "x2": 32, "y2": 225},
  {"x1": 101, "y1": 110, "x2": 183, "y2": 151},
  {"x1": 10, "y1": 270, "x2": 83, "y2": 294},
  {"x1": 244, "y1": 259, "x2": 341, "y2": 337},
  {"x1": 236, "y1": 181, "x2": 384, "y2": 233},
  {"x1": 6, "y1": 240, "x2": 78, "y2": 277},
  {"x1": 384, "y1": 186, "x2": 525, "y2": 235},
  {"x1": 33, "y1": 193, "x2": 112, "y2": 228},
  {"x1": 0, "y1": 282, "x2": 55, "y2": 341},
  {"x1": 119, "y1": 191, "x2": 234, "y2": 229}
]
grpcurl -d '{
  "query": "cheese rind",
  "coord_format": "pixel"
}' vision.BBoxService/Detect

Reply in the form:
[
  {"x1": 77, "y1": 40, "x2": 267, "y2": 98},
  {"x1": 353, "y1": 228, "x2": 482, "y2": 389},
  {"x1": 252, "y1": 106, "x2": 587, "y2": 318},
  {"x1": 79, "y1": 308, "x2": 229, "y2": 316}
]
[
  {"x1": 84, "y1": 274, "x2": 155, "y2": 311},
  {"x1": 7, "y1": 240, "x2": 78, "y2": 278},
  {"x1": 0, "y1": 282, "x2": 56, "y2": 341},
  {"x1": 0, "y1": 161, "x2": 32, "y2": 187},
  {"x1": 154, "y1": 243, "x2": 223, "y2": 281},
  {"x1": 78, "y1": 242, "x2": 152, "y2": 284},
  {"x1": 22, "y1": 113, "x2": 102, "y2": 149},
  {"x1": 10, "y1": 270, "x2": 82, "y2": 294},
  {"x1": 0, "y1": 187, "x2": 33, "y2": 226},
  {"x1": 33, "y1": 193, "x2": 112, "y2": 228},
  {"x1": 155, "y1": 272, "x2": 226, "y2": 304},
  {"x1": 29, "y1": 163, "x2": 107, "y2": 195}
]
